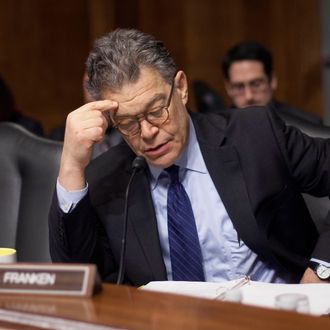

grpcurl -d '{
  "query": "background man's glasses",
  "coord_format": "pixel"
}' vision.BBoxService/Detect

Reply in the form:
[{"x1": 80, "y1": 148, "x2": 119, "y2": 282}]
[
  {"x1": 229, "y1": 77, "x2": 269, "y2": 96},
  {"x1": 112, "y1": 80, "x2": 175, "y2": 137}
]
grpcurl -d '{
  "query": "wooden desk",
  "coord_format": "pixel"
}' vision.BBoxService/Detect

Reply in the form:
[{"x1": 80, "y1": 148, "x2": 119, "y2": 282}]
[{"x1": 0, "y1": 283, "x2": 329, "y2": 329}]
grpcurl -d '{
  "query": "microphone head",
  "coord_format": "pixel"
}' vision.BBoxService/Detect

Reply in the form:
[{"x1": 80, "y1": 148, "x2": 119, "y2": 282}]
[{"x1": 131, "y1": 156, "x2": 147, "y2": 171}]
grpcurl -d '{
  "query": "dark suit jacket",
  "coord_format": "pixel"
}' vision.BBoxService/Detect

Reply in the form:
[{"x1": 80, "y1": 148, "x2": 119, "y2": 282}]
[
  {"x1": 49, "y1": 106, "x2": 330, "y2": 286},
  {"x1": 270, "y1": 99, "x2": 323, "y2": 125}
]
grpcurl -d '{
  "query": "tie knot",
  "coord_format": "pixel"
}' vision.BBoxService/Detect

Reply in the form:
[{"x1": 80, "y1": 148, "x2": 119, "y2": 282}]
[{"x1": 165, "y1": 165, "x2": 179, "y2": 183}]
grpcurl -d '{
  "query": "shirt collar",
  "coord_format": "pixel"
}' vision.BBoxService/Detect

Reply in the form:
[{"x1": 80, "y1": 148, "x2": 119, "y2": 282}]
[{"x1": 148, "y1": 117, "x2": 207, "y2": 189}]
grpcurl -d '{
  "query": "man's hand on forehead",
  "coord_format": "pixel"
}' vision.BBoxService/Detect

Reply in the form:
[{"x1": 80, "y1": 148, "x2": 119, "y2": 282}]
[
  {"x1": 84, "y1": 100, "x2": 119, "y2": 123},
  {"x1": 84, "y1": 99, "x2": 119, "y2": 112}
]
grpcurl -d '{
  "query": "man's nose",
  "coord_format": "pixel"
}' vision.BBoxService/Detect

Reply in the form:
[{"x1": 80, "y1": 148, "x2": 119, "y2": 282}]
[
  {"x1": 243, "y1": 86, "x2": 254, "y2": 101},
  {"x1": 140, "y1": 119, "x2": 158, "y2": 139}
]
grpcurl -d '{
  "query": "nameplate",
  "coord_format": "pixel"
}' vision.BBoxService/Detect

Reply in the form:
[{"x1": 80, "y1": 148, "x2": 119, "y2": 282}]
[{"x1": 0, "y1": 263, "x2": 101, "y2": 297}]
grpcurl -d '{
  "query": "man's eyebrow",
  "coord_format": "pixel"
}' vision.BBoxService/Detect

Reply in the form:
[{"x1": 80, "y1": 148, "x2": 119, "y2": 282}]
[
  {"x1": 116, "y1": 93, "x2": 166, "y2": 118},
  {"x1": 232, "y1": 77, "x2": 266, "y2": 84},
  {"x1": 145, "y1": 93, "x2": 166, "y2": 109}
]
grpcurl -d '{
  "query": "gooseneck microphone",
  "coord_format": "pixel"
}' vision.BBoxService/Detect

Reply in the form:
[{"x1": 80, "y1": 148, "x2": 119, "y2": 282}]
[{"x1": 116, "y1": 156, "x2": 147, "y2": 285}]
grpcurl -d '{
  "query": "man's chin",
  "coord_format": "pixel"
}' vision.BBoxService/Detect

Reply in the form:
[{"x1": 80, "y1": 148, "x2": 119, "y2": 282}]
[{"x1": 144, "y1": 154, "x2": 176, "y2": 169}]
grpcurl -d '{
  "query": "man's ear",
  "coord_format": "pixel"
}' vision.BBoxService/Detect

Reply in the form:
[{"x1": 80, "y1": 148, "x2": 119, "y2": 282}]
[
  {"x1": 224, "y1": 80, "x2": 233, "y2": 98},
  {"x1": 174, "y1": 70, "x2": 188, "y2": 105},
  {"x1": 270, "y1": 73, "x2": 278, "y2": 91}
]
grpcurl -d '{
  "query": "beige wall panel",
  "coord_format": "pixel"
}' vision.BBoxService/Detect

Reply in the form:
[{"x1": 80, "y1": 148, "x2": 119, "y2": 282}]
[{"x1": 0, "y1": 0, "x2": 91, "y2": 133}]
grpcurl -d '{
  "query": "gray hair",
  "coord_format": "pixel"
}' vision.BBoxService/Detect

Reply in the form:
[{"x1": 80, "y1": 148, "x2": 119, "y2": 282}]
[{"x1": 86, "y1": 28, "x2": 177, "y2": 100}]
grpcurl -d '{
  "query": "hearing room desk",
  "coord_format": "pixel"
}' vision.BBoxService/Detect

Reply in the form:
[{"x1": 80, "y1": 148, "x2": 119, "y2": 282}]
[{"x1": 0, "y1": 283, "x2": 329, "y2": 329}]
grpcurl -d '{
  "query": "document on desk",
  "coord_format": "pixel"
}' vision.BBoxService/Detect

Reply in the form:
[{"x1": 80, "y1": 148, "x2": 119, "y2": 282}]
[{"x1": 142, "y1": 278, "x2": 330, "y2": 316}]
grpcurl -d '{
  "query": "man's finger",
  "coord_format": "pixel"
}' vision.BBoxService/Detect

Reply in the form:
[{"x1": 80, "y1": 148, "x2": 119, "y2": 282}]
[{"x1": 80, "y1": 100, "x2": 119, "y2": 113}]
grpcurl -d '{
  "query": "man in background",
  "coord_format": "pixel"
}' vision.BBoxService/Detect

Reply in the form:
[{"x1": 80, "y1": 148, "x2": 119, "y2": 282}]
[
  {"x1": 0, "y1": 74, "x2": 44, "y2": 135},
  {"x1": 221, "y1": 41, "x2": 323, "y2": 124}
]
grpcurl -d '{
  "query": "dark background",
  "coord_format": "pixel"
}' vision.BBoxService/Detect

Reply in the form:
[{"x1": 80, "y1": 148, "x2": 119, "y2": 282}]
[{"x1": 0, "y1": 0, "x2": 323, "y2": 134}]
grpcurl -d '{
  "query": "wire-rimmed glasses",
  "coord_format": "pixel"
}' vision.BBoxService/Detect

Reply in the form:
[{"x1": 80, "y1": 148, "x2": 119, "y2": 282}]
[
  {"x1": 229, "y1": 77, "x2": 269, "y2": 96},
  {"x1": 111, "y1": 80, "x2": 175, "y2": 137}
]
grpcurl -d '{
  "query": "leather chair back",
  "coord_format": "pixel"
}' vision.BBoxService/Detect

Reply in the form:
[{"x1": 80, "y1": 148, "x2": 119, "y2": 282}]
[
  {"x1": 279, "y1": 111, "x2": 330, "y2": 138},
  {"x1": 0, "y1": 122, "x2": 62, "y2": 261},
  {"x1": 279, "y1": 113, "x2": 330, "y2": 231},
  {"x1": 193, "y1": 80, "x2": 226, "y2": 113}
]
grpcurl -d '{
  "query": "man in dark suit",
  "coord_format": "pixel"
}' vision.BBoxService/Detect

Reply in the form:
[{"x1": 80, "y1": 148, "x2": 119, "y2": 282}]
[
  {"x1": 49, "y1": 29, "x2": 330, "y2": 287},
  {"x1": 0, "y1": 75, "x2": 44, "y2": 136},
  {"x1": 221, "y1": 41, "x2": 323, "y2": 125}
]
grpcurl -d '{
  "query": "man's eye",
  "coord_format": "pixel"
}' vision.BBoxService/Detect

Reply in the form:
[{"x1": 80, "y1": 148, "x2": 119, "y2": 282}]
[
  {"x1": 231, "y1": 83, "x2": 244, "y2": 91},
  {"x1": 250, "y1": 80, "x2": 262, "y2": 88},
  {"x1": 148, "y1": 108, "x2": 164, "y2": 118},
  {"x1": 118, "y1": 119, "x2": 136, "y2": 128}
]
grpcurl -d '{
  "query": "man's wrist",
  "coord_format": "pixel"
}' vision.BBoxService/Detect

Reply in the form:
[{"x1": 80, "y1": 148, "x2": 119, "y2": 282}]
[
  {"x1": 308, "y1": 260, "x2": 330, "y2": 281},
  {"x1": 56, "y1": 179, "x2": 88, "y2": 213}
]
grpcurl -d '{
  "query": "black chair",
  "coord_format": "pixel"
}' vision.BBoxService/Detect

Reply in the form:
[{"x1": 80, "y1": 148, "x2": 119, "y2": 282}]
[
  {"x1": 192, "y1": 80, "x2": 226, "y2": 113},
  {"x1": 279, "y1": 113, "x2": 330, "y2": 231},
  {"x1": 0, "y1": 122, "x2": 62, "y2": 261},
  {"x1": 278, "y1": 111, "x2": 330, "y2": 138}
]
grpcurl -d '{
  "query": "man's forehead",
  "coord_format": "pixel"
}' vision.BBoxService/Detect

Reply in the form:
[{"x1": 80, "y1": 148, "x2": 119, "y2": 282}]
[
  {"x1": 103, "y1": 70, "x2": 167, "y2": 103},
  {"x1": 105, "y1": 83, "x2": 168, "y2": 118},
  {"x1": 229, "y1": 60, "x2": 266, "y2": 80}
]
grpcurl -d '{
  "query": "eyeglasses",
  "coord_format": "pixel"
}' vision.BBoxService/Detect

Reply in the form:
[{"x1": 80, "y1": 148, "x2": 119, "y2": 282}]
[
  {"x1": 111, "y1": 80, "x2": 175, "y2": 137},
  {"x1": 229, "y1": 77, "x2": 269, "y2": 96}
]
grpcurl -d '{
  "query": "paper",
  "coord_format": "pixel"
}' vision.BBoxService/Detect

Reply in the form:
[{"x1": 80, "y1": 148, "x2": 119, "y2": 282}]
[
  {"x1": 142, "y1": 279, "x2": 237, "y2": 299},
  {"x1": 241, "y1": 281, "x2": 330, "y2": 316},
  {"x1": 142, "y1": 279, "x2": 330, "y2": 316}
]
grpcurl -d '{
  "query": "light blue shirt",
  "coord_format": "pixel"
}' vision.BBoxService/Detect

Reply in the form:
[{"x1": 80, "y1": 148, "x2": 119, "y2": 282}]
[
  {"x1": 57, "y1": 118, "x2": 329, "y2": 283},
  {"x1": 148, "y1": 119, "x2": 296, "y2": 283}
]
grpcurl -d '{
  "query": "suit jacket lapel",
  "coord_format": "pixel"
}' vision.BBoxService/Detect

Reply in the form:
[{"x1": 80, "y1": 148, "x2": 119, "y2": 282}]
[
  {"x1": 191, "y1": 112, "x2": 271, "y2": 258},
  {"x1": 89, "y1": 147, "x2": 167, "y2": 281},
  {"x1": 128, "y1": 168, "x2": 167, "y2": 280}
]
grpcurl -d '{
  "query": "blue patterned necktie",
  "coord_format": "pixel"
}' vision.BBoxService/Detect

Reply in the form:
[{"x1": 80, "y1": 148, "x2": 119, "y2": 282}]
[{"x1": 166, "y1": 165, "x2": 205, "y2": 281}]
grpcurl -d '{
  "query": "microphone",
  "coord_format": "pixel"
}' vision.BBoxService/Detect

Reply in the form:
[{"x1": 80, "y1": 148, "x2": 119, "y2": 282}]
[
  {"x1": 131, "y1": 156, "x2": 147, "y2": 171},
  {"x1": 116, "y1": 156, "x2": 147, "y2": 285}
]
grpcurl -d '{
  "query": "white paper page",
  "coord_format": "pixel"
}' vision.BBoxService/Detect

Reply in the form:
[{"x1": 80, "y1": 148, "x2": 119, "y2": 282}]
[
  {"x1": 142, "y1": 279, "x2": 240, "y2": 299},
  {"x1": 241, "y1": 281, "x2": 330, "y2": 316},
  {"x1": 142, "y1": 280, "x2": 330, "y2": 316}
]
